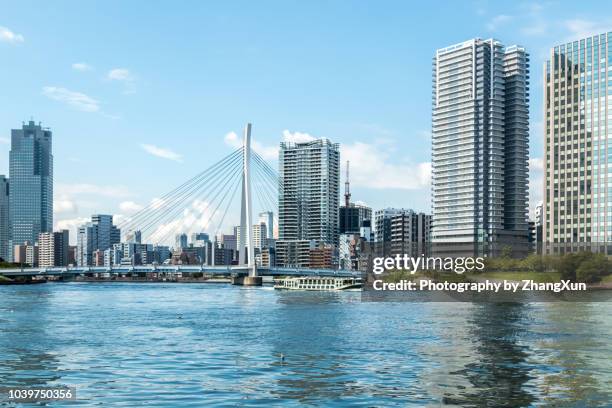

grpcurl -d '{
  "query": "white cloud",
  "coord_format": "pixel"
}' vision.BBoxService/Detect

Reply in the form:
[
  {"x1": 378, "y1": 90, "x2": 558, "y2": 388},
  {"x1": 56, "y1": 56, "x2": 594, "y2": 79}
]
[
  {"x1": 42, "y1": 86, "x2": 100, "y2": 112},
  {"x1": 141, "y1": 144, "x2": 183, "y2": 162},
  {"x1": 107, "y1": 68, "x2": 132, "y2": 81},
  {"x1": 56, "y1": 183, "x2": 131, "y2": 198},
  {"x1": 0, "y1": 137, "x2": 9, "y2": 144},
  {"x1": 282, "y1": 130, "x2": 316, "y2": 144},
  {"x1": 148, "y1": 199, "x2": 225, "y2": 245},
  {"x1": 72, "y1": 62, "x2": 92, "y2": 71},
  {"x1": 486, "y1": 14, "x2": 513, "y2": 31},
  {"x1": 253, "y1": 142, "x2": 279, "y2": 160},
  {"x1": 529, "y1": 157, "x2": 544, "y2": 172},
  {"x1": 0, "y1": 26, "x2": 24, "y2": 44},
  {"x1": 342, "y1": 141, "x2": 430, "y2": 190},
  {"x1": 119, "y1": 200, "x2": 143, "y2": 213},
  {"x1": 107, "y1": 68, "x2": 136, "y2": 94},
  {"x1": 54, "y1": 197, "x2": 77, "y2": 214},
  {"x1": 224, "y1": 131, "x2": 240, "y2": 148},
  {"x1": 54, "y1": 217, "x2": 90, "y2": 244},
  {"x1": 226, "y1": 129, "x2": 430, "y2": 190}
]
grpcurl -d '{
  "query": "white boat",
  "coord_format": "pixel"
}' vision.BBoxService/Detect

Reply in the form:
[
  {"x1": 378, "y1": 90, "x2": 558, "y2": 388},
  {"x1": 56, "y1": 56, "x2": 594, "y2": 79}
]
[{"x1": 274, "y1": 276, "x2": 363, "y2": 291}]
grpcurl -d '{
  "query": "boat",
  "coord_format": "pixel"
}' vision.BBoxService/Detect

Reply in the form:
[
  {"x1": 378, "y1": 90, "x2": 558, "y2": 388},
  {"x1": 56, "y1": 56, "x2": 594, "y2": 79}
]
[{"x1": 274, "y1": 276, "x2": 363, "y2": 291}]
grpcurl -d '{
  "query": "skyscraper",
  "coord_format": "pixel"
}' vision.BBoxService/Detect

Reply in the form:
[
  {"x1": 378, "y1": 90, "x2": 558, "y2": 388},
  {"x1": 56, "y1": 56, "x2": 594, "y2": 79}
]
[
  {"x1": 277, "y1": 139, "x2": 340, "y2": 267},
  {"x1": 432, "y1": 39, "x2": 530, "y2": 256},
  {"x1": 0, "y1": 176, "x2": 8, "y2": 261},
  {"x1": 9, "y1": 120, "x2": 53, "y2": 261},
  {"x1": 543, "y1": 32, "x2": 612, "y2": 252}
]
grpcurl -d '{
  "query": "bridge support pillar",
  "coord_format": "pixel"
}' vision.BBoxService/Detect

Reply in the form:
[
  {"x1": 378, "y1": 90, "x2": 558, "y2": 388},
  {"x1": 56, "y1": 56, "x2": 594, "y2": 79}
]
[{"x1": 231, "y1": 275, "x2": 262, "y2": 286}]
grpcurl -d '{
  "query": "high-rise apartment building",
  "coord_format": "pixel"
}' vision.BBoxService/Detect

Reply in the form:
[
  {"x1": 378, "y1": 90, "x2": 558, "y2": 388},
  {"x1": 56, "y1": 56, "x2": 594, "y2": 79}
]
[
  {"x1": 252, "y1": 222, "x2": 267, "y2": 249},
  {"x1": 543, "y1": 32, "x2": 612, "y2": 252},
  {"x1": 277, "y1": 139, "x2": 340, "y2": 267},
  {"x1": 432, "y1": 39, "x2": 530, "y2": 256},
  {"x1": 374, "y1": 208, "x2": 411, "y2": 243},
  {"x1": 76, "y1": 215, "x2": 120, "y2": 266},
  {"x1": 9, "y1": 120, "x2": 53, "y2": 261},
  {"x1": 38, "y1": 232, "x2": 54, "y2": 267},
  {"x1": 0, "y1": 176, "x2": 8, "y2": 261}
]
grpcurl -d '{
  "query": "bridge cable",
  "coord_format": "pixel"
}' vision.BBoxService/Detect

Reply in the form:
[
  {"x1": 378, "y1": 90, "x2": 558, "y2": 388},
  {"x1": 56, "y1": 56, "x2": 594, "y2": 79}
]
[
  {"x1": 119, "y1": 148, "x2": 243, "y2": 234},
  {"x1": 136, "y1": 151, "x2": 243, "y2": 239},
  {"x1": 152, "y1": 157, "x2": 243, "y2": 245}
]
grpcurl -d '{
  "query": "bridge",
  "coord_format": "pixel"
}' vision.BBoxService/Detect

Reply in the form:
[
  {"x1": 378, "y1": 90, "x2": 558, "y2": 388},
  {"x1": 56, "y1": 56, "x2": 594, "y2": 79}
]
[
  {"x1": 3, "y1": 123, "x2": 357, "y2": 284},
  {"x1": 0, "y1": 265, "x2": 359, "y2": 280}
]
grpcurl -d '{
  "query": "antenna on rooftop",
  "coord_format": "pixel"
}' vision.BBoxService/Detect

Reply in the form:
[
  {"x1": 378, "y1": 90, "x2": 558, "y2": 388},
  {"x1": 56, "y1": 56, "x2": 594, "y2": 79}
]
[{"x1": 344, "y1": 160, "x2": 351, "y2": 207}]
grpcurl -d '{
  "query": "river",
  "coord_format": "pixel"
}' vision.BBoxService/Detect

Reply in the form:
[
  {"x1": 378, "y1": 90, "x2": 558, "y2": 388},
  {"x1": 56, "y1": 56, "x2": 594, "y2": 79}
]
[{"x1": 1, "y1": 283, "x2": 611, "y2": 406}]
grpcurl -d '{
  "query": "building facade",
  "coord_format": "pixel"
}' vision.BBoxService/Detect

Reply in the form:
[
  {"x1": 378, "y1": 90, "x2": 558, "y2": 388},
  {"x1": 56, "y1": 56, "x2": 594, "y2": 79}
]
[
  {"x1": 38, "y1": 232, "x2": 55, "y2": 267},
  {"x1": 543, "y1": 32, "x2": 612, "y2": 252},
  {"x1": 9, "y1": 120, "x2": 53, "y2": 261},
  {"x1": 432, "y1": 39, "x2": 530, "y2": 256},
  {"x1": 0, "y1": 176, "x2": 8, "y2": 261},
  {"x1": 389, "y1": 211, "x2": 431, "y2": 256},
  {"x1": 252, "y1": 222, "x2": 267, "y2": 249},
  {"x1": 277, "y1": 139, "x2": 340, "y2": 267},
  {"x1": 339, "y1": 204, "x2": 372, "y2": 235}
]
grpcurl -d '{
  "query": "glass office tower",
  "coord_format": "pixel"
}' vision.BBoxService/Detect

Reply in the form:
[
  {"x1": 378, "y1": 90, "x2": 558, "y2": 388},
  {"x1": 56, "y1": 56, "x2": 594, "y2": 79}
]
[
  {"x1": 543, "y1": 32, "x2": 612, "y2": 252},
  {"x1": 432, "y1": 39, "x2": 530, "y2": 256},
  {"x1": 9, "y1": 120, "x2": 53, "y2": 261}
]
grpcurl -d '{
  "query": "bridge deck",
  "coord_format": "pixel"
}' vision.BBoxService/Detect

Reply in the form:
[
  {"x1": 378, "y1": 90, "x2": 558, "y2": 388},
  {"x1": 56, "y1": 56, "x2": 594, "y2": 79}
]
[{"x1": 0, "y1": 265, "x2": 360, "y2": 278}]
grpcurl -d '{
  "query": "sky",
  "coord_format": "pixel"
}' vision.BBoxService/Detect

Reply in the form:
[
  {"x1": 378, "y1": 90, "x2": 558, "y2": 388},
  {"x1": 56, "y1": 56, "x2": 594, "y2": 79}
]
[{"x1": 1, "y1": 0, "x2": 612, "y2": 244}]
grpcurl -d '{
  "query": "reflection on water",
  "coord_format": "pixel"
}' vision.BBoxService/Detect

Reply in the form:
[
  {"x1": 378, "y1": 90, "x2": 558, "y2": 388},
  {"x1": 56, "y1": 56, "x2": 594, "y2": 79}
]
[{"x1": 0, "y1": 283, "x2": 611, "y2": 406}]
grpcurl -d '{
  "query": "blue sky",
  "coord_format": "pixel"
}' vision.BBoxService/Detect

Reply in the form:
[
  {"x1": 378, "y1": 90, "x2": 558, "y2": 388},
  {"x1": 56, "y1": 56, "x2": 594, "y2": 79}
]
[{"x1": 1, "y1": 0, "x2": 612, "y2": 243}]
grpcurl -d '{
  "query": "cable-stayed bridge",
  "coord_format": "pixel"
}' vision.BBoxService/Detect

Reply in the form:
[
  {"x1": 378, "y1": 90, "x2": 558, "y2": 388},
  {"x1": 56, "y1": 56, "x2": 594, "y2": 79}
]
[{"x1": 3, "y1": 124, "x2": 359, "y2": 284}]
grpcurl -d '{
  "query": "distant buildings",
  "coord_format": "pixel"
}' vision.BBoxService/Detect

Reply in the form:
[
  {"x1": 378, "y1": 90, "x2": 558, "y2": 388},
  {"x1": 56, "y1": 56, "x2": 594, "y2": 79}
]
[
  {"x1": 276, "y1": 240, "x2": 312, "y2": 268},
  {"x1": 277, "y1": 139, "x2": 340, "y2": 267},
  {"x1": 76, "y1": 215, "x2": 120, "y2": 266},
  {"x1": 432, "y1": 39, "x2": 530, "y2": 256},
  {"x1": 339, "y1": 161, "x2": 372, "y2": 235},
  {"x1": 339, "y1": 204, "x2": 372, "y2": 235},
  {"x1": 9, "y1": 120, "x2": 53, "y2": 261},
  {"x1": 0, "y1": 176, "x2": 8, "y2": 261},
  {"x1": 38, "y1": 230, "x2": 69, "y2": 267},
  {"x1": 175, "y1": 233, "x2": 188, "y2": 250},
  {"x1": 252, "y1": 222, "x2": 267, "y2": 249},
  {"x1": 309, "y1": 244, "x2": 337, "y2": 269},
  {"x1": 375, "y1": 208, "x2": 410, "y2": 244},
  {"x1": 13, "y1": 241, "x2": 37, "y2": 266},
  {"x1": 258, "y1": 211, "x2": 274, "y2": 240},
  {"x1": 389, "y1": 211, "x2": 431, "y2": 256},
  {"x1": 542, "y1": 32, "x2": 612, "y2": 252},
  {"x1": 373, "y1": 208, "x2": 430, "y2": 257}
]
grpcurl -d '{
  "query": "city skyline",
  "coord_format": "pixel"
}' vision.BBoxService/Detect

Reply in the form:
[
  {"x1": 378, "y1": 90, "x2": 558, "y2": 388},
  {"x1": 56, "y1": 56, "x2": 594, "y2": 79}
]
[{"x1": 2, "y1": 1, "x2": 612, "y2": 244}]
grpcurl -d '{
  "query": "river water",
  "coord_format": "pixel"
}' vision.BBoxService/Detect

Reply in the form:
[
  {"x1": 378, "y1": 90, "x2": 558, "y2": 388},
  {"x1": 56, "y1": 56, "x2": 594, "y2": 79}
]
[{"x1": 1, "y1": 282, "x2": 611, "y2": 407}]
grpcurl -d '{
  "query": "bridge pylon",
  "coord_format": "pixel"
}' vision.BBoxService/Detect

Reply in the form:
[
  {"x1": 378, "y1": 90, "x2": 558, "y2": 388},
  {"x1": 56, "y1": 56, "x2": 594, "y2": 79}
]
[{"x1": 236, "y1": 123, "x2": 261, "y2": 286}]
